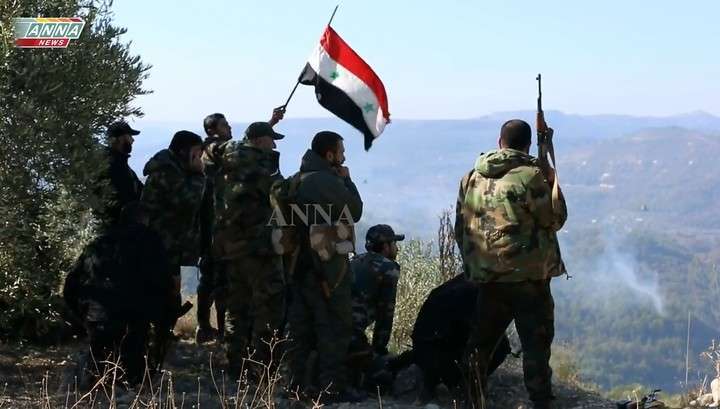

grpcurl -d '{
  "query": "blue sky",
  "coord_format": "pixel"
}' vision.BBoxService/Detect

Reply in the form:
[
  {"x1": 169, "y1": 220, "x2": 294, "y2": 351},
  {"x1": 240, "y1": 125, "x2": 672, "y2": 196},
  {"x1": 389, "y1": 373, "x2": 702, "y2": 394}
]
[{"x1": 112, "y1": 0, "x2": 720, "y2": 123}]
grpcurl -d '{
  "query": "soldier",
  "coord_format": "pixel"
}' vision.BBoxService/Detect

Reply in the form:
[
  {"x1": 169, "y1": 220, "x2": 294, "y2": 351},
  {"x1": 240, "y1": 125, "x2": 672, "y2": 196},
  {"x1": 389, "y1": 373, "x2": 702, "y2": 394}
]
[
  {"x1": 214, "y1": 119, "x2": 286, "y2": 379},
  {"x1": 393, "y1": 274, "x2": 511, "y2": 402},
  {"x1": 455, "y1": 119, "x2": 567, "y2": 409},
  {"x1": 195, "y1": 113, "x2": 231, "y2": 344},
  {"x1": 347, "y1": 224, "x2": 404, "y2": 389},
  {"x1": 63, "y1": 202, "x2": 174, "y2": 388},
  {"x1": 141, "y1": 130, "x2": 206, "y2": 357},
  {"x1": 196, "y1": 110, "x2": 283, "y2": 344},
  {"x1": 287, "y1": 131, "x2": 364, "y2": 403},
  {"x1": 99, "y1": 120, "x2": 143, "y2": 229}
]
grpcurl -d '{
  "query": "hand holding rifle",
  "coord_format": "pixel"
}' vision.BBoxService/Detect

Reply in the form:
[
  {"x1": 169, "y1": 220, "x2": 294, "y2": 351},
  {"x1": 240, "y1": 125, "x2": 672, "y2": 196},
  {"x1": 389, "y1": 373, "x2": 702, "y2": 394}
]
[{"x1": 536, "y1": 74, "x2": 566, "y2": 219}]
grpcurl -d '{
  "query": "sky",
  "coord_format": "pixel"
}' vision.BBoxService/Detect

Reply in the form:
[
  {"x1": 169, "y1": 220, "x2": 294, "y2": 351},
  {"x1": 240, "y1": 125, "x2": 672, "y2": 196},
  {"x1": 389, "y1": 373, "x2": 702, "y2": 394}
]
[{"x1": 111, "y1": 0, "x2": 720, "y2": 124}]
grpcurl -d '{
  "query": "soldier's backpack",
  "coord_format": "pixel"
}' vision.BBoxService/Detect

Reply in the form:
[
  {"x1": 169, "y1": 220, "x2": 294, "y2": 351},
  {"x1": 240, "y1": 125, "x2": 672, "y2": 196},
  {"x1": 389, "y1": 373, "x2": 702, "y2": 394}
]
[{"x1": 269, "y1": 172, "x2": 303, "y2": 256}]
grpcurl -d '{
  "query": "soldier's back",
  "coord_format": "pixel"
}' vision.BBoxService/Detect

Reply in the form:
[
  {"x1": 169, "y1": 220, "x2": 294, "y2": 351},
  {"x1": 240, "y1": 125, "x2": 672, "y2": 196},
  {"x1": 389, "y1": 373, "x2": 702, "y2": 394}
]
[{"x1": 458, "y1": 148, "x2": 564, "y2": 282}]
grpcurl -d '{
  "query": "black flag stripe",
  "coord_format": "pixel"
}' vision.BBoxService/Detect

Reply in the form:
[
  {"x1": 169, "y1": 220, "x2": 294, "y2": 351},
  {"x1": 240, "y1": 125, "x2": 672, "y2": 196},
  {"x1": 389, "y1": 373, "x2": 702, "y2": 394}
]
[{"x1": 299, "y1": 63, "x2": 376, "y2": 150}]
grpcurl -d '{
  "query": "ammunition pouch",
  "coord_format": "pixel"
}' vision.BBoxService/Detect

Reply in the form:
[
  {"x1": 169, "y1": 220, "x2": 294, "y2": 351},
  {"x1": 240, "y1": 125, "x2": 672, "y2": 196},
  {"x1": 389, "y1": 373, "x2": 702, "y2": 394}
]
[
  {"x1": 308, "y1": 223, "x2": 356, "y2": 262},
  {"x1": 271, "y1": 226, "x2": 299, "y2": 255}
]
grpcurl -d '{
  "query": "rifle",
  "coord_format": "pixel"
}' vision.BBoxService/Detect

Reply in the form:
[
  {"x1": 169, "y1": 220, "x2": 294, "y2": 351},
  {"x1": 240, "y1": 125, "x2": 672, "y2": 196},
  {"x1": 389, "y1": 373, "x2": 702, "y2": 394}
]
[
  {"x1": 536, "y1": 74, "x2": 553, "y2": 177},
  {"x1": 616, "y1": 389, "x2": 665, "y2": 409},
  {"x1": 535, "y1": 74, "x2": 563, "y2": 216}
]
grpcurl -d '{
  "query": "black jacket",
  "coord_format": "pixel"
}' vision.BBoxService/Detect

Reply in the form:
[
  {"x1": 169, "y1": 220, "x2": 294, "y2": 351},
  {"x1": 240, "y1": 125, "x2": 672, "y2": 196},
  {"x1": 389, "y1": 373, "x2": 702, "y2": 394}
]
[
  {"x1": 63, "y1": 223, "x2": 174, "y2": 323},
  {"x1": 101, "y1": 149, "x2": 143, "y2": 227}
]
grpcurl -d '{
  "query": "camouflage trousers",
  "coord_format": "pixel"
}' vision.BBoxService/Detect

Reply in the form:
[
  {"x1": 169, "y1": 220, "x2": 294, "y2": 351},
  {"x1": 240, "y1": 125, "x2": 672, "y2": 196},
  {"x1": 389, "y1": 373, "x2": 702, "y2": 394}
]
[
  {"x1": 287, "y1": 256, "x2": 352, "y2": 394},
  {"x1": 197, "y1": 256, "x2": 227, "y2": 333},
  {"x1": 225, "y1": 254, "x2": 285, "y2": 376},
  {"x1": 464, "y1": 279, "x2": 554, "y2": 408}
]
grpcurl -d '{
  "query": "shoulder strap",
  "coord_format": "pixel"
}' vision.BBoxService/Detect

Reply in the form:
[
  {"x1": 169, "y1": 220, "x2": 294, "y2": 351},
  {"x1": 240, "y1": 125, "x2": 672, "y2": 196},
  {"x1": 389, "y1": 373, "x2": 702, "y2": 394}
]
[
  {"x1": 546, "y1": 142, "x2": 562, "y2": 216},
  {"x1": 460, "y1": 169, "x2": 475, "y2": 194},
  {"x1": 288, "y1": 171, "x2": 303, "y2": 196}
]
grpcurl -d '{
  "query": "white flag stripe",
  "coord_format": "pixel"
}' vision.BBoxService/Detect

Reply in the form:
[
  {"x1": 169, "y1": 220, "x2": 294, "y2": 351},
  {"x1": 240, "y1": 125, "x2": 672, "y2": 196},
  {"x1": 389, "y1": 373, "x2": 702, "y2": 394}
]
[{"x1": 308, "y1": 45, "x2": 387, "y2": 137}]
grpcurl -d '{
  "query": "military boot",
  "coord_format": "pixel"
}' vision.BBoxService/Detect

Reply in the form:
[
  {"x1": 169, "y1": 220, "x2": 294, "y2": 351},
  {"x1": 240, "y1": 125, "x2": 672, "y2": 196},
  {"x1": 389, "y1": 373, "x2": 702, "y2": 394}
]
[
  {"x1": 195, "y1": 289, "x2": 218, "y2": 344},
  {"x1": 195, "y1": 326, "x2": 218, "y2": 344}
]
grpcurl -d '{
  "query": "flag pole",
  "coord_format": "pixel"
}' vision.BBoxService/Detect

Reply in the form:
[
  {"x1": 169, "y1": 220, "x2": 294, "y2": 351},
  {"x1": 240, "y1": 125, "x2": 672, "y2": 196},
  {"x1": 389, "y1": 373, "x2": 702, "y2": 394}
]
[
  {"x1": 327, "y1": 4, "x2": 339, "y2": 26},
  {"x1": 280, "y1": 5, "x2": 340, "y2": 111}
]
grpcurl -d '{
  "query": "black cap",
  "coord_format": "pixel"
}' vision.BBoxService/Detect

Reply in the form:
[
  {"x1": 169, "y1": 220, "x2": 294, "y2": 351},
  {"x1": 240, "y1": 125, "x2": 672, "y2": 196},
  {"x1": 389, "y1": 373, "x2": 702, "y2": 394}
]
[
  {"x1": 366, "y1": 224, "x2": 405, "y2": 245},
  {"x1": 106, "y1": 120, "x2": 140, "y2": 138},
  {"x1": 244, "y1": 122, "x2": 284, "y2": 140}
]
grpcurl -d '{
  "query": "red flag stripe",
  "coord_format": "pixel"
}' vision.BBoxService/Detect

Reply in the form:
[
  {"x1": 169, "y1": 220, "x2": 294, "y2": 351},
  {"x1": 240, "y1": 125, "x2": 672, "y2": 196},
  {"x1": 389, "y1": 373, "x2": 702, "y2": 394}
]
[{"x1": 319, "y1": 26, "x2": 389, "y2": 121}]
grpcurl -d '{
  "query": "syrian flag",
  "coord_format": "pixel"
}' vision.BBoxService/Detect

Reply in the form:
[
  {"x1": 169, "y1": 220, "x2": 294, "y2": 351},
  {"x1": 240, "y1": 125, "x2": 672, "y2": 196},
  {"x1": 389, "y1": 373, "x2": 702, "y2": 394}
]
[{"x1": 299, "y1": 26, "x2": 390, "y2": 150}]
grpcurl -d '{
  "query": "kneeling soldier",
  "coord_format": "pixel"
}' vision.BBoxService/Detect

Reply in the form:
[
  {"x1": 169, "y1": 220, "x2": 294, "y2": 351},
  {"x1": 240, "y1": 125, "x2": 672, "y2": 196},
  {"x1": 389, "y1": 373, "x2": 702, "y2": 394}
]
[{"x1": 347, "y1": 224, "x2": 404, "y2": 389}]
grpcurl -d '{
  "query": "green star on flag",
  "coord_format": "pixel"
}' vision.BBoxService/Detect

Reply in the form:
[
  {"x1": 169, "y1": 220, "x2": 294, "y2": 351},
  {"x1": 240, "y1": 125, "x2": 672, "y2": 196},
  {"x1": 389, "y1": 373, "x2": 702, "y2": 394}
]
[
  {"x1": 363, "y1": 102, "x2": 374, "y2": 113},
  {"x1": 330, "y1": 71, "x2": 339, "y2": 80}
]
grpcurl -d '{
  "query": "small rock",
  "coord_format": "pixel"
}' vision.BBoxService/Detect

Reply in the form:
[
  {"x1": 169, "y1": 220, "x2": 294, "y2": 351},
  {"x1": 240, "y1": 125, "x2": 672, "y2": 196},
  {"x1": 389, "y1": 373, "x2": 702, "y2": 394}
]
[{"x1": 393, "y1": 363, "x2": 422, "y2": 399}]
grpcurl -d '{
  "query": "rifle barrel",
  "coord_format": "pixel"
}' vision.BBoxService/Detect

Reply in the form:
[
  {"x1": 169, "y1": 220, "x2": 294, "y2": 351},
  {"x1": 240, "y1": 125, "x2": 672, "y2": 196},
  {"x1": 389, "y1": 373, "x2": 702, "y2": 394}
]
[{"x1": 536, "y1": 73, "x2": 543, "y2": 112}]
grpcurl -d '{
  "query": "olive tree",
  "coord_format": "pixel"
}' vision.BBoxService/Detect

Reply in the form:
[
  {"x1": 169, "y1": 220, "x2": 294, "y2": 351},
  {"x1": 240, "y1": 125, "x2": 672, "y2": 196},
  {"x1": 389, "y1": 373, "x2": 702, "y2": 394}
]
[{"x1": 0, "y1": 0, "x2": 150, "y2": 339}]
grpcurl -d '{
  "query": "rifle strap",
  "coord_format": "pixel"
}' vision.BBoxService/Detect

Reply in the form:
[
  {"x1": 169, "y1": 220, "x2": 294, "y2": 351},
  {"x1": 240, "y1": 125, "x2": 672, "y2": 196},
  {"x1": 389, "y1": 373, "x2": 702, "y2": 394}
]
[{"x1": 546, "y1": 141, "x2": 562, "y2": 215}]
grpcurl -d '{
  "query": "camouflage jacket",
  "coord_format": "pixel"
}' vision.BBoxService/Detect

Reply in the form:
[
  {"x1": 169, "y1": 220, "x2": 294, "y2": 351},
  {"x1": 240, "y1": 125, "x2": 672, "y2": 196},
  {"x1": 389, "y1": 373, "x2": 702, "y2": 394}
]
[
  {"x1": 198, "y1": 135, "x2": 231, "y2": 255},
  {"x1": 214, "y1": 140, "x2": 282, "y2": 258},
  {"x1": 350, "y1": 251, "x2": 400, "y2": 354},
  {"x1": 141, "y1": 149, "x2": 205, "y2": 270},
  {"x1": 455, "y1": 148, "x2": 567, "y2": 283}
]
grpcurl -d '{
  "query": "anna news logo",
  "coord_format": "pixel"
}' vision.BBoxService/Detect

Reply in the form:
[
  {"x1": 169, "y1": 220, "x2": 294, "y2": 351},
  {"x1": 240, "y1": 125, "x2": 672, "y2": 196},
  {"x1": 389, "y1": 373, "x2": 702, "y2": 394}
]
[{"x1": 13, "y1": 17, "x2": 85, "y2": 48}]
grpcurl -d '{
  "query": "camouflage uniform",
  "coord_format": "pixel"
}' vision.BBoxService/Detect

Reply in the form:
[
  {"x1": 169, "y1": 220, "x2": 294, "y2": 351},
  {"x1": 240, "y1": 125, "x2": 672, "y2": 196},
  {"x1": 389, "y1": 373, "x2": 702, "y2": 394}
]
[
  {"x1": 287, "y1": 149, "x2": 363, "y2": 395},
  {"x1": 214, "y1": 139, "x2": 285, "y2": 374},
  {"x1": 196, "y1": 135, "x2": 231, "y2": 336},
  {"x1": 141, "y1": 149, "x2": 206, "y2": 270},
  {"x1": 349, "y1": 251, "x2": 400, "y2": 355},
  {"x1": 455, "y1": 148, "x2": 567, "y2": 409},
  {"x1": 141, "y1": 147, "x2": 205, "y2": 364}
]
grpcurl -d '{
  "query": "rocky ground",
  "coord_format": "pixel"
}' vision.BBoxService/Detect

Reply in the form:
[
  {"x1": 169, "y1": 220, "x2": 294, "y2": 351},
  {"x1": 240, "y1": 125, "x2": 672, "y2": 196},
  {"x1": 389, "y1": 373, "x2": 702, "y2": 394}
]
[{"x1": 0, "y1": 339, "x2": 627, "y2": 409}]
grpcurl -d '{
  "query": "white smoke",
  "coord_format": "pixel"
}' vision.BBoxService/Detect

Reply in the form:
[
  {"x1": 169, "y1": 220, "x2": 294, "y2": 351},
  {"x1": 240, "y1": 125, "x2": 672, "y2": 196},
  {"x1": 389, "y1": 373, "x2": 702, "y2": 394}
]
[{"x1": 593, "y1": 234, "x2": 664, "y2": 315}]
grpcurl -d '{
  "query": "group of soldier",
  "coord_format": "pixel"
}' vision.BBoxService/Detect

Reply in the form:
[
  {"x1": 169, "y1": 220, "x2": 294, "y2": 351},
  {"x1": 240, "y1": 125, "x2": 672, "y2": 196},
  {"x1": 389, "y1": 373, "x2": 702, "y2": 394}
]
[{"x1": 63, "y1": 111, "x2": 566, "y2": 409}]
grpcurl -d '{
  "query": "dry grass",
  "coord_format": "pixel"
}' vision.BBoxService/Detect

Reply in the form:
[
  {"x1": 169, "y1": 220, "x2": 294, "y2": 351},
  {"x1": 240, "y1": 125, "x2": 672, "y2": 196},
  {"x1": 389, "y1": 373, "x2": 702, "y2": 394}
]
[
  {"x1": 389, "y1": 209, "x2": 461, "y2": 353},
  {"x1": 1, "y1": 336, "x2": 322, "y2": 409},
  {"x1": 173, "y1": 295, "x2": 220, "y2": 341},
  {"x1": 1, "y1": 208, "x2": 606, "y2": 408}
]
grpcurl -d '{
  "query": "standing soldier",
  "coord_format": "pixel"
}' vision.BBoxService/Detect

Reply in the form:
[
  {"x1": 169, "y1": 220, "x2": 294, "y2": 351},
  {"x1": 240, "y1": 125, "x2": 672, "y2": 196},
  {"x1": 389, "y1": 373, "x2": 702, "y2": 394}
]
[
  {"x1": 347, "y1": 224, "x2": 403, "y2": 388},
  {"x1": 287, "y1": 131, "x2": 364, "y2": 403},
  {"x1": 195, "y1": 113, "x2": 232, "y2": 344},
  {"x1": 215, "y1": 117, "x2": 285, "y2": 380},
  {"x1": 141, "y1": 130, "x2": 206, "y2": 362},
  {"x1": 196, "y1": 109, "x2": 284, "y2": 344},
  {"x1": 99, "y1": 120, "x2": 143, "y2": 229},
  {"x1": 455, "y1": 119, "x2": 567, "y2": 409}
]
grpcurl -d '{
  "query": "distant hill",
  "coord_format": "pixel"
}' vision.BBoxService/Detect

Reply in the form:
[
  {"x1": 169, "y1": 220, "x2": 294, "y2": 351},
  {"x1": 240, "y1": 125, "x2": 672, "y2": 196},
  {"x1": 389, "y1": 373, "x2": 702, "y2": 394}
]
[{"x1": 561, "y1": 127, "x2": 720, "y2": 232}]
